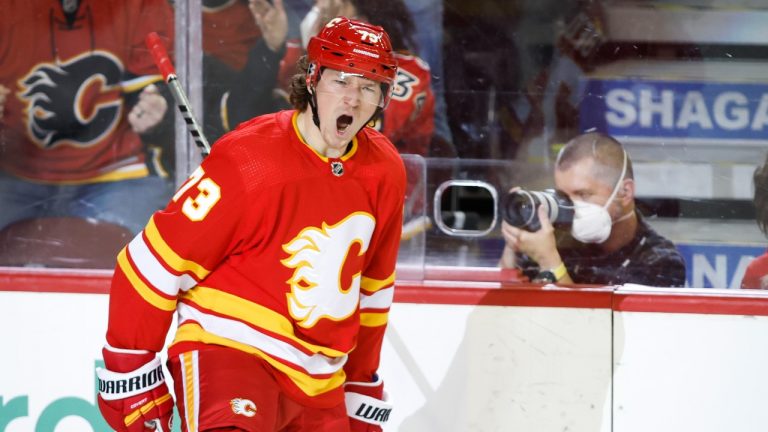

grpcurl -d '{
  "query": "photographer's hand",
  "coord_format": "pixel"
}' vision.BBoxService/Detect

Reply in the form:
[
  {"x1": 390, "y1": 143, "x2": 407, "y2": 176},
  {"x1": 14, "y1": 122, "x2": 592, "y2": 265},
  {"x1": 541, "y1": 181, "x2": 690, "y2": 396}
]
[
  {"x1": 500, "y1": 221, "x2": 522, "y2": 268},
  {"x1": 502, "y1": 206, "x2": 572, "y2": 283},
  {"x1": 500, "y1": 187, "x2": 525, "y2": 268},
  {"x1": 521, "y1": 206, "x2": 561, "y2": 268}
]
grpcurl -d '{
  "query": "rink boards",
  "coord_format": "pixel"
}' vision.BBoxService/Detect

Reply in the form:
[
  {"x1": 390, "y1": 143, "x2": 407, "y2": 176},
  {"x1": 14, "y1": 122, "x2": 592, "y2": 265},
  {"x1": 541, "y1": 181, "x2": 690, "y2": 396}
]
[{"x1": 2, "y1": 267, "x2": 768, "y2": 431}]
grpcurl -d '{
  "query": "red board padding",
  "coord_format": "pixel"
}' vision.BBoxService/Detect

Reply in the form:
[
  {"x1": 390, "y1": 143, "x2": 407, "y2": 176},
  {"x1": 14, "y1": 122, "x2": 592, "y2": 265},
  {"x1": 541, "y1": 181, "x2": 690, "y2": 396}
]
[
  {"x1": 3, "y1": 267, "x2": 768, "y2": 316},
  {"x1": 0, "y1": 267, "x2": 112, "y2": 294},
  {"x1": 394, "y1": 281, "x2": 614, "y2": 309},
  {"x1": 614, "y1": 291, "x2": 768, "y2": 316}
]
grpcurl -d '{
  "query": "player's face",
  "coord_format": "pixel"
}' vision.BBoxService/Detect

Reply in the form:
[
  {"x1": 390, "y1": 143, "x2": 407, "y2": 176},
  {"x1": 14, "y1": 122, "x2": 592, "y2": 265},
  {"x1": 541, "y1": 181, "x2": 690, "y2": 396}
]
[
  {"x1": 314, "y1": 69, "x2": 382, "y2": 151},
  {"x1": 554, "y1": 157, "x2": 624, "y2": 219}
]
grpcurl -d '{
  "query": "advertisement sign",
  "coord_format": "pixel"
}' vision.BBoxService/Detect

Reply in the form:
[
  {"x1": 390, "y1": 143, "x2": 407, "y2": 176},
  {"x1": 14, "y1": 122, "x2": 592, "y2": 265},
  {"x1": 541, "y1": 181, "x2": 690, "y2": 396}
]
[
  {"x1": 677, "y1": 243, "x2": 765, "y2": 288},
  {"x1": 580, "y1": 78, "x2": 768, "y2": 143}
]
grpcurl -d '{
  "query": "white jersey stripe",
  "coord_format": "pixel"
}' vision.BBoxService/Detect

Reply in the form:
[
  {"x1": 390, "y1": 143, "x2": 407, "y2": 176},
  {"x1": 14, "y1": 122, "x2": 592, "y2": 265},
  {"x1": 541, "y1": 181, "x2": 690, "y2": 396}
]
[
  {"x1": 360, "y1": 286, "x2": 394, "y2": 310},
  {"x1": 177, "y1": 303, "x2": 346, "y2": 376},
  {"x1": 128, "y1": 233, "x2": 198, "y2": 296}
]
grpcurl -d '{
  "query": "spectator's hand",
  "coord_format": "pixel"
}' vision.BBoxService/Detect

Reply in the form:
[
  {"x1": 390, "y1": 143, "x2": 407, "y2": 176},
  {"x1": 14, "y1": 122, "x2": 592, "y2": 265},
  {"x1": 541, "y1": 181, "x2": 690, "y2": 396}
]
[
  {"x1": 317, "y1": 0, "x2": 342, "y2": 23},
  {"x1": 128, "y1": 84, "x2": 167, "y2": 134},
  {"x1": 316, "y1": 0, "x2": 354, "y2": 31},
  {"x1": 501, "y1": 205, "x2": 562, "y2": 270},
  {"x1": 250, "y1": 0, "x2": 288, "y2": 53},
  {"x1": 0, "y1": 84, "x2": 10, "y2": 120}
]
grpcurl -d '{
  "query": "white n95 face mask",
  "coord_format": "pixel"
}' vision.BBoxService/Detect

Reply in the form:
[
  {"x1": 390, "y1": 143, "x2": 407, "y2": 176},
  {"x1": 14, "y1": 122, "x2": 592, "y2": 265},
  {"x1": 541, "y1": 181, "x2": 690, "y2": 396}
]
[
  {"x1": 570, "y1": 149, "x2": 629, "y2": 244},
  {"x1": 571, "y1": 200, "x2": 613, "y2": 243}
]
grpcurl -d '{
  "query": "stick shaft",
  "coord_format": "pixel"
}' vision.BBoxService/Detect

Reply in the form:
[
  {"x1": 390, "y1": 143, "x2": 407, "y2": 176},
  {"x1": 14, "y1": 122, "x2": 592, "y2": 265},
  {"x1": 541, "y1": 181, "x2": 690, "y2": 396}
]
[
  {"x1": 165, "y1": 75, "x2": 211, "y2": 155},
  {"x1": 145, "y1": 32, "x2": 211, "y2": 156}
]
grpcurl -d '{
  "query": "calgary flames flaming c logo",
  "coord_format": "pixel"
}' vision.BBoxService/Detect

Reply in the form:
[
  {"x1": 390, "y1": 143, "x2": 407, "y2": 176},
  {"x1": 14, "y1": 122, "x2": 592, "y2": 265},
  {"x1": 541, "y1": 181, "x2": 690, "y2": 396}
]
[
  {"x1": 18, "y1": 51, "x2": 123, "y2": 149},
  {"x1": 230, "y1": 398, "x2": 257, "y2": 417},
  {"x1": 281, "y1": 213, "x2": 376, "y2": 328}
]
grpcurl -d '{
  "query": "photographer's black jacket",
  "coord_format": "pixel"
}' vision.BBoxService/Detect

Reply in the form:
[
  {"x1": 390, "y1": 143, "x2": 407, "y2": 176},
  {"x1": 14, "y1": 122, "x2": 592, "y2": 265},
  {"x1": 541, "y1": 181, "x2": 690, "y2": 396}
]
[{"x1": 518, "y1": 213, "x2": 687, "y2": 287}]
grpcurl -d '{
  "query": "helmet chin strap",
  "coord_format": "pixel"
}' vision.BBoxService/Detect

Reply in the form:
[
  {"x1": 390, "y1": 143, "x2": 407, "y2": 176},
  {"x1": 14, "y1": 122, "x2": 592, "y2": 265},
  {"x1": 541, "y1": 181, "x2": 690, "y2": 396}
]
[
  {"x1": 367, "y1": 107, "x2": 383, "y2": 128},
  {"x1": 308, "y1": 89, "x2": 321, "y2": 129}
]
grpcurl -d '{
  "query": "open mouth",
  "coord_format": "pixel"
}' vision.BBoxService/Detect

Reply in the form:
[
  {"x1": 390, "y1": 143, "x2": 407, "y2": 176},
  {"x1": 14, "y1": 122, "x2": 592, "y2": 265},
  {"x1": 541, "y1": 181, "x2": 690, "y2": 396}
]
[{"x1": 336, "y1": 115, "x2": 353, "y2": 135}]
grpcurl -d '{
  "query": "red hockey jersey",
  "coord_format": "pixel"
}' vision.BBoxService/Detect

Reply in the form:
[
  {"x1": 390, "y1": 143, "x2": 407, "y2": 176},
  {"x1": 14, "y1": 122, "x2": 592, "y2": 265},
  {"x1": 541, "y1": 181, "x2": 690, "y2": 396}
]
[
  {"x1": 741, "y1": 251, "x2": 768, "y2": 289},
  {"x1": 0, "y1": 0, "x2": 173, "y2": 182},
  {"x1": 106, "y1": 110, "x2": 406, "y2": 407},
  {"x1": 376, "y1": 52, "x2": 435, "y2": 156}
]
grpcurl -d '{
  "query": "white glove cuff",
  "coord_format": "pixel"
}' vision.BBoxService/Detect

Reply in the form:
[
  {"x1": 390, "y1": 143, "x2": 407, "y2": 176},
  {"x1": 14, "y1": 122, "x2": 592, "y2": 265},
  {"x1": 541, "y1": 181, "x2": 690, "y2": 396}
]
[
  {"x1": 345, "y1": 381, "x2": 393, "y2": 426},
  {"x1": 96, "y1": 356, "x2": 165, "y2": 401}
]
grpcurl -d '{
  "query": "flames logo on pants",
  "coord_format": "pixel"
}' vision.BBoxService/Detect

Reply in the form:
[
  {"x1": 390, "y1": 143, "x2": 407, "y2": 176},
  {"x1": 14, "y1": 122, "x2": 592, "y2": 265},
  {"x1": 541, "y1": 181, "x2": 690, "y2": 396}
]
[
  {"x1": 230, "y1": 398, "x2": 257, "y2": 417},
  {"x1": 281, "y1": 212, "x2": 376, "y2": 328},
  {"x1": 18, "y1": 51, "x2": 123, "y2": 149}
]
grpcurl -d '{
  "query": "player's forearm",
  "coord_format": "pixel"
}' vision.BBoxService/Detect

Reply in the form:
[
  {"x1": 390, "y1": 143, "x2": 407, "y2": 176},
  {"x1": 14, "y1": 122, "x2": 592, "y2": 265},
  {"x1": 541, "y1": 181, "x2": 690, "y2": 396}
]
[
  {"x1": 105, "y1": 268, "x2": 176, "y2": 352},
  {"x1": 344, "y1": 324, "x2": 387, "y2": 382}
]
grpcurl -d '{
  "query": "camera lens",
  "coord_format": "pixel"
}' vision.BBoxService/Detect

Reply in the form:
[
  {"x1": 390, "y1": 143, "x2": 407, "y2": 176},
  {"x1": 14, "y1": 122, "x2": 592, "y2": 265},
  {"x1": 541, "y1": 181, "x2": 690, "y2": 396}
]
[
  {"x1": 502, "y1": 189, "x2": 574, "y2": 232},
  {"x1": 502, "y1": 190, "x2": 539, "y2": 230}
]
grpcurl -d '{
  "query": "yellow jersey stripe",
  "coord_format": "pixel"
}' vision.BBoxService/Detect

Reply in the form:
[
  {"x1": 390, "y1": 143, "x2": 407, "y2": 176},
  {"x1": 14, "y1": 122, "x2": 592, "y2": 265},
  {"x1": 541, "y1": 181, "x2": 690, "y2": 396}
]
[
  {"x1": 145, "y1": 217, "x2": 211, "y2": 280},
  {"x1": 122, "y1": 75, "x2": 164, "y2": 93},
  {"x1": 360, "y1": 312, "x2": 388, "y2": 327},
  {"x1": 173, "y1": 323, "x2": 346, "y2": 397},
  {"x1": 182, "y1": 352, "x2": 196, "y2": 432},
  {"x1": 221, "y1": 91, "x2": 231, "y2": 132},
  {"x1": 360, "y1": 272, "x2": 395, "y2": 293},
  {"x1": 181, "y1": 287, "x2": 347, "y2": 357},
  {"x1": 117, "y1": 248, "x2": 177, "y2": 311},
  {"x1": 10, "y1": 164, "x2": 148, "y2": 185}
]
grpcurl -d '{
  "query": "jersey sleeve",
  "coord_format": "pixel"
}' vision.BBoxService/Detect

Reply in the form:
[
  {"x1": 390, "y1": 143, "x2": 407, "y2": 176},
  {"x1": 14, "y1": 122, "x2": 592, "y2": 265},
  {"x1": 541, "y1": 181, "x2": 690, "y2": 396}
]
[
  {"x1": 383, "y1": 55, "x2": 435, "y2": 156},
  {"x1": 105, "y1": 142, "x2": 249, "y2": 351},
  {"x1": 399, "y1": 79, "x2": 435, "y2": 156},
  {"x1": 343, "y1": 149, "x2": 407, "y2": 383}
]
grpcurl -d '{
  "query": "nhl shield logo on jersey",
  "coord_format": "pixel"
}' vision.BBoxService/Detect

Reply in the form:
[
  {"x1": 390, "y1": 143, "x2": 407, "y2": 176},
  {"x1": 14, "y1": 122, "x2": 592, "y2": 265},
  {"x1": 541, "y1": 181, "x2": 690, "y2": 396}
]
[
  {"x1": 331, "y1": 161, "x2": 344, "y2": 176},
  {"x1": 230, "y1": 398, "x2": 257, "y2": 417}
]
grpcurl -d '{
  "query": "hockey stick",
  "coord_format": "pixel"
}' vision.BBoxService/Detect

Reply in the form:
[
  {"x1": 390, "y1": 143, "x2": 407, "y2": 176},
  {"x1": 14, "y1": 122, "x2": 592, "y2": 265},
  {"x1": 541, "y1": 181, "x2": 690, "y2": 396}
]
[{"x1": 145, "y1": 32, "x2": 211, "y2": 157}]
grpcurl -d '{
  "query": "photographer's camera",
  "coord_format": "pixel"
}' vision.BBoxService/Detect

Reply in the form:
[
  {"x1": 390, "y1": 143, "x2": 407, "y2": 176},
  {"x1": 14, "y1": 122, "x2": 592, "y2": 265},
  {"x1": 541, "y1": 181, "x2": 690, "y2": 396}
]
[{"x1": 501, "y1": 189, "x2": 574, "y2": 232}]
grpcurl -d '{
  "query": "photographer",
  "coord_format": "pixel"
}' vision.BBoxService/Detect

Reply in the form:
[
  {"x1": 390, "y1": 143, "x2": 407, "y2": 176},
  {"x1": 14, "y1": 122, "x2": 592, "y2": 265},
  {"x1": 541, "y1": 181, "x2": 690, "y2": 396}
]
[{"x1": 500, "y1": 132, "x2": 686, "y2": 287}]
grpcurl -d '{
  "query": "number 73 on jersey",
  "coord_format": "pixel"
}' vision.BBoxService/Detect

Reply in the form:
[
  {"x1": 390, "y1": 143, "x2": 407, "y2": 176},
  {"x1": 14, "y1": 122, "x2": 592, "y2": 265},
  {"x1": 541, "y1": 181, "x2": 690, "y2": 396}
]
[{"x1": 172, "y1": 166, "x2": 222, "y2": 221}]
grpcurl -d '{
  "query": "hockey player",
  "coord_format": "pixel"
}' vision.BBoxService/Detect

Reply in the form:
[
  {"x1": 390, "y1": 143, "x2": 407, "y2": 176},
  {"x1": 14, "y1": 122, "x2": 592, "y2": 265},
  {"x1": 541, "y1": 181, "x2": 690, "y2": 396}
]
[
  {"x1": 96, "y1": 16, "x2": 405, "y2": 432},
  {"x1": 301, "y1": 0, "x2": 435, "y2": 156}
]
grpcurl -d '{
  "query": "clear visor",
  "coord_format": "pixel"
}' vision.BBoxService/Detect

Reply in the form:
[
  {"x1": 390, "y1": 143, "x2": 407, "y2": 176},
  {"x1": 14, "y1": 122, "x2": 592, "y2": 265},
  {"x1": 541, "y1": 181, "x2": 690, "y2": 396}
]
[{"x1": 315, "y1": 70, "x2": 388, "y2": 108}]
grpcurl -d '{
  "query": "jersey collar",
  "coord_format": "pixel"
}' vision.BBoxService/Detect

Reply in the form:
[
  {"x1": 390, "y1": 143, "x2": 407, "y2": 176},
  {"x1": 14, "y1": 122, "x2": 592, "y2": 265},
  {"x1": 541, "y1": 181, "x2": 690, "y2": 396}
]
[{"x1": 291, "y1": 111, "x2": 359, "y2": 162}]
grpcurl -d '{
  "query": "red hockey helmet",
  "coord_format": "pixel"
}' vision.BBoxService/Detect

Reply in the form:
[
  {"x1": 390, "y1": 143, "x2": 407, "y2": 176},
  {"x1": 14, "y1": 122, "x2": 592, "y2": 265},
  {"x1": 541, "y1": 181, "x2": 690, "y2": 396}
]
[{"x1": 307, "y1": 17, "x2": 398, "y2": 108}]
